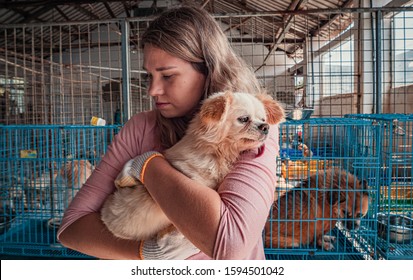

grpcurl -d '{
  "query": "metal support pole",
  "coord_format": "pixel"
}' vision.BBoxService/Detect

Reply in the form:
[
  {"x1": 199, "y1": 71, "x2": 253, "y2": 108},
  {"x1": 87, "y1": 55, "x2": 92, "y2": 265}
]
[
  {"x1": 310, "y1": 35, "x2": 315, "y2": 108},
  {"x1": 121, "y1": 19, "x2": 131, "y2": 123},
  {"x1": 375, "y1": 10, "x2": 382, "y2": 114}
]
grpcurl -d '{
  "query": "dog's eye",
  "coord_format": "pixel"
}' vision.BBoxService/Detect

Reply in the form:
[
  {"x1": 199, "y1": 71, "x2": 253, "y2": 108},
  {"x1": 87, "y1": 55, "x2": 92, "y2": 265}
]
[{"x1": 238, "y1": 116, "x2": 250, "y2": 123}]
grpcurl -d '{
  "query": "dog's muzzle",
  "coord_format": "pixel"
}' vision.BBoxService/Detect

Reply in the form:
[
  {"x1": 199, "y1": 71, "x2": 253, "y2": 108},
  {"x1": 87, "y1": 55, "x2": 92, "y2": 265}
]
[
  {"x1": 258, "y1": 123, "x2": 269, "y2": 135},
  {"x1": 344, "y1": 212, "x2": 364, "y2": 230},
  {"x1": 345, "y1": 219, "x2": 361, "y2": 230}
]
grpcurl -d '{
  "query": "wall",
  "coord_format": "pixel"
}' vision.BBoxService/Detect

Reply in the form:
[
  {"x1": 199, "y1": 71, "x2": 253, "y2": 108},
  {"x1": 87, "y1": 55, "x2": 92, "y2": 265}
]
[
  {"x1": 315, "y1": 93, "x2": 358, "y2": 117},
  {"x1": 383, "y1": 85, "x2": 413, "y2": 113}
]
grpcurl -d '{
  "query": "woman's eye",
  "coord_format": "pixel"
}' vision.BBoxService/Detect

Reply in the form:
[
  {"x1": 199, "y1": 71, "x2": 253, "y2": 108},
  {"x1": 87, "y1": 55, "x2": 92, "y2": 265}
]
[
  {"x1": 163, "y1": 75, "x2": 173, "y2": 80},
  {"x1": 238, "y1": 116, "x2": 250, "y2": 123}
]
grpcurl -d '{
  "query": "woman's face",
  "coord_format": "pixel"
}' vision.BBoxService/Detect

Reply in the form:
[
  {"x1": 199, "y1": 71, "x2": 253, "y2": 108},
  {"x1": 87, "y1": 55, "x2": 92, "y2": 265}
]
[{"x1": 143, "y1": 44, "x2": 206, "y2": 118}]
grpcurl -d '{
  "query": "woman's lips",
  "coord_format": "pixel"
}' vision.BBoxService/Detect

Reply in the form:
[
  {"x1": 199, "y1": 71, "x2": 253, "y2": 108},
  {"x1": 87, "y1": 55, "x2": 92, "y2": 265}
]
[{"x1": 155, "y1": 102, "x2": 170, "y2": 109}]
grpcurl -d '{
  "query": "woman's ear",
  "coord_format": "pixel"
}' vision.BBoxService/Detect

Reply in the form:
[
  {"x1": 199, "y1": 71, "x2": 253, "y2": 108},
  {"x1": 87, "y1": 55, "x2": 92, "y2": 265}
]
[{"x1": 255, "y1": 93, "x2": 285, "y2": 125}]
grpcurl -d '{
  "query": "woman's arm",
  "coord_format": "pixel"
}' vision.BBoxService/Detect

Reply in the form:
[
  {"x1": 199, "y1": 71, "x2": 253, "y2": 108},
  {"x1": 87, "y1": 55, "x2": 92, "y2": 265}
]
[
  {"x1": 143, "y1": 125, "x2": 279, "y2": 259},
  {"x1": 57, "y1": 112, "x2": 158, "y2": 259},
  {"x1": 58, "y1": 213, "x2": 142, "y2": 259},
  {"x1": 143, "y1": 158, "x2": 221, "y2": 256},
  {"x1": 57, "y1": 138, "x2": 144, "y2": 259}
]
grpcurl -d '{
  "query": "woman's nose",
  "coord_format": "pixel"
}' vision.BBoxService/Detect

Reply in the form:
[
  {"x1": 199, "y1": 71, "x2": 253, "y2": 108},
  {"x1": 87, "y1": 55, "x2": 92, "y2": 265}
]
[{"x1": 148, "y1": 79, "x2": 164, "y2": 97}]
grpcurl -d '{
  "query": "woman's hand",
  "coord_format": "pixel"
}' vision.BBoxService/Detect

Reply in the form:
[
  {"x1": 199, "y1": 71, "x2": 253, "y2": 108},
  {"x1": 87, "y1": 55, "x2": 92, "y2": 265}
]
[
  {"x1": 141, "y1": 225, "x2": 200, "y2": 260},
  {"x1": 113, "y1": 152, "x2": 201, "y2": 260},
  {"x1": 114, "y1": 151, "x2": 163, "y2": 187}
]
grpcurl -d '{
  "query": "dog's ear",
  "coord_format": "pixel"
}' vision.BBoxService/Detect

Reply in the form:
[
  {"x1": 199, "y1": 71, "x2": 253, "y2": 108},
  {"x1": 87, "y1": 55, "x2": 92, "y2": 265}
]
[
  {"x1": 255, "y1": 93, "x2": 285, "y2": 125},
  {"x1": 200, "y1": 92, "x2": 231, "y2": 124}
]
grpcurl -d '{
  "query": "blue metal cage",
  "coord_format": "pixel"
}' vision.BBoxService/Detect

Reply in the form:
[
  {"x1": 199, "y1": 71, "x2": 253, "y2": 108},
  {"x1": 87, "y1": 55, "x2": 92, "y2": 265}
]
[
  {"x1": 1, "y1": 118, "x2": 410, "y2": 260},
  {"x1": 264, "y1": 118, "x2": 381, "y2": 260},
  {"x1": 0, "y1": 125, "x2": 120, "y2": 258},
  {"x1": 345, "y1": 114, "x2": 413, "y2": 260}
]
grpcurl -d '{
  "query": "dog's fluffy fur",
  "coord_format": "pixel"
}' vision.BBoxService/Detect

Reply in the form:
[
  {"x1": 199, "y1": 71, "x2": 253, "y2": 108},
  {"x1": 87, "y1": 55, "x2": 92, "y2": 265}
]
[
  {"x1": 101, "y1": 91, "x2": 285, "y2": 240},
  {"x1": 264, "y1": 168, "x2": 369, "y2": 250},
  {"x1": 60, "y1": 159, "x2": 93, "y2": 204}
]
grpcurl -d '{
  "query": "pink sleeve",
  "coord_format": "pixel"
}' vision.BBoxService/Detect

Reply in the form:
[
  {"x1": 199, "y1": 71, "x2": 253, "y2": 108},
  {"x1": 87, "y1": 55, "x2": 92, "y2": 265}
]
[
  {"x1": 212, "y1": 124, "x2": 279, "y2": 259},
  {"x1": 57, "y1": 111, "x2": 159, "y2": 240}
]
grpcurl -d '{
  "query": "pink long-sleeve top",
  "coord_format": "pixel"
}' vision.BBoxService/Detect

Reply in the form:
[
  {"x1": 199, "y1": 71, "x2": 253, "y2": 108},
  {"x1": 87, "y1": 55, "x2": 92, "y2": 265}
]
[{"x1": 57, "y1": 110, "x2": 279, "y2": 260}]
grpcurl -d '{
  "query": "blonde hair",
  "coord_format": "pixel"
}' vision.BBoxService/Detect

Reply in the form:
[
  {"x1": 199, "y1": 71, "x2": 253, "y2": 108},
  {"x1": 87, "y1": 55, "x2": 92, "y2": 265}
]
[{"x1": 141, "y1": 6, "x2": 262, "y2": 148}]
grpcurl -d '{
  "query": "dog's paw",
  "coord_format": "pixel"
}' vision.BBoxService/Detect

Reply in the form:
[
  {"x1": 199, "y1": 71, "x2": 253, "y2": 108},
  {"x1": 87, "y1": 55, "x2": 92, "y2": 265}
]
[
  {"x1": 323, "y1": 235, "x2": 336, "y2": 244},
  {"x1": 321, "y1": 240, "x2": 335, "y2": 251},
  {"x1": 317, "y1": 235, "x2": 336, "y2": 251}
]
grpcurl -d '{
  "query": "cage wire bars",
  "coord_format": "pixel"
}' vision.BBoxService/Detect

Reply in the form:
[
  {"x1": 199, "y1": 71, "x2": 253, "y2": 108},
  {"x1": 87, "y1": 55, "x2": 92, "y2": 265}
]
[
  {"x1": 0, "y1": 6, "x2": 413, "y2": 259},
  {"x1": 0, "y1": 7, "x2": 412, "y2": 125}
]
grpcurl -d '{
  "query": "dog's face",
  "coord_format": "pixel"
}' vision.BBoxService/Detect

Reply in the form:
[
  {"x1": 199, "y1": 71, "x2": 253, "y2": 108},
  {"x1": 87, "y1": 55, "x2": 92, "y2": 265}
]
[
  {"x1": 340, "y1": 191, "x2": 369, "y2": 230},
  {"x1": 198, "y1": 91, "x2": 284, "y2": 150},
  {"x1": 334, "y1": 178, "x2": 370, "y2": 231}
]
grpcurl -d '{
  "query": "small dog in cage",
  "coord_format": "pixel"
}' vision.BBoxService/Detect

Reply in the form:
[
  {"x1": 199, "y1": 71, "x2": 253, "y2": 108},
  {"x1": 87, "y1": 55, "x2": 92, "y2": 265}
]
[
  {"x1": 264, "y1": 168, "x2": 370, "y2": 251},
  {"x1": 26, "y1": 171, "x2": 58, "y2": 210},
  {"x1": 44, "y1": 160, "x2": 94, "y2": 229},
  {"x1": 101, "y1": 91, "x2": 285, "y2": 240},
  {"x1": 25, "y1": 160, "x2": 93, "y2": 212},
  {"x1": 60, "y1": 159, "x2": 93, "y2": 204}
]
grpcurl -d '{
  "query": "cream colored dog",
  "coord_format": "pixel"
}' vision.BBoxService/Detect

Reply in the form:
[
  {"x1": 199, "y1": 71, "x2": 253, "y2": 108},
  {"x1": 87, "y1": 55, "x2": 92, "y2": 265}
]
[{"x1": 101, "y1": 91, "x2": 284, "y2": 240}]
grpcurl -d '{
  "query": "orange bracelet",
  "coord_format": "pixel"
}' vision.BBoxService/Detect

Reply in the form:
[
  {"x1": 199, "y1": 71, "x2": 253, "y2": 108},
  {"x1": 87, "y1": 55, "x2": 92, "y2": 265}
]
[
  {"x1": 138, "y1": 241, "x2": 145, "y2": 260},
  {"x1": 140, "y1": 153, "x2": 164, "y2": 184}
]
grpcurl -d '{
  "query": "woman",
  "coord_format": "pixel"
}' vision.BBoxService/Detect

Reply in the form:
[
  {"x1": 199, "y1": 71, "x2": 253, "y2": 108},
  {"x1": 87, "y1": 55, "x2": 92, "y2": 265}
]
[{"x1": 57, "y1": 5, "x2": 279, "y2": 260}]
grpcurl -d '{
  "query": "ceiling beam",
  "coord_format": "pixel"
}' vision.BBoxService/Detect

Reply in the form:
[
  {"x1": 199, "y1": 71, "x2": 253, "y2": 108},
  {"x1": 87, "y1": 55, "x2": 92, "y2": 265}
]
[
  {"x1": 0, "y1": 1, "x2": 137, "y2": 9},
  {"x1": 255, "y1": 0, "x2": 307, "y2": 72},
  {"x1": 103, "y1": 2, "x2": 122, "y2": 32},
  {"x1": 223, "y1": 16, "x2": 251, "y2": 33},
  {"x1": 55, "y1": 5, "x2": 71, "y2": 21},
  {"x1": 309, "y1": 0, "x2": 355, "y2": 37},
  {"x1": 16, "y1": 5, "x2": 56, "y2": 23},
  {"x1": 73, "y1": 4, "x2": 101, "y2": 20},
  {"x1": 201, "y1": 0, "x2": 211, "y2": 9},
  {"x1": 217, "y1": 0, "x2": 306, "y2": 41},
  {"x1": 104, "y1": 2, "x2": 116, "y2": 18}
]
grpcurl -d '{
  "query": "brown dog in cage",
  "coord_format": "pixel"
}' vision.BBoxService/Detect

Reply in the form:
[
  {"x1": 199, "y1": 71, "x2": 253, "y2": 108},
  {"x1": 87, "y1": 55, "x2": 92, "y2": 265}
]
[{"x1": 264, "y1": 168, "x2": 370, "y2": 250}]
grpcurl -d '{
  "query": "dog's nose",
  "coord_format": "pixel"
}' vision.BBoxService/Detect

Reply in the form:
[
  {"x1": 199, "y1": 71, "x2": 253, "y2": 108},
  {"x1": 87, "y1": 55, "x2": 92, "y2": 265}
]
[
  {"x1": 345, "y1": 217, "x2": 361, "y2": 230},
  {"x1": 258, "y1": 123, "x2": 269, "y2": 135}
]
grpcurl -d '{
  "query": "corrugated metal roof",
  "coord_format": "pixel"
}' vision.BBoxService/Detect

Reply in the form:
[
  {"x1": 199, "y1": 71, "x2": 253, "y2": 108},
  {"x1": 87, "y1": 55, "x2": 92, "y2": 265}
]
[
  {"x1": 0, "y1": 0, "x2": 353, "y2": 24},
  {"x1": 0, "y1": 1, "x2": 140, "y2": 24},
  {"x1": 0, "y1": 0, "x2": 357, "y2": 60}
]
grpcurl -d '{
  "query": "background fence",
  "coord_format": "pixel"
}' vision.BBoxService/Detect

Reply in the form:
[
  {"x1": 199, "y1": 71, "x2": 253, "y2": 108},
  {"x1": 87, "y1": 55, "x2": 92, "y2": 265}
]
[{"x1": 1, "y1": 8, "x2": 412, "y2": 125}]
